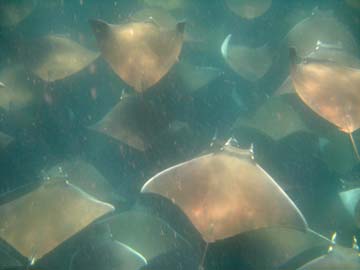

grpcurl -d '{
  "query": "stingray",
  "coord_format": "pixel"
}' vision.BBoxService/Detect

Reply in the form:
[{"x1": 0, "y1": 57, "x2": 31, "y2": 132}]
[
  {"x1": 0, "y1": 131, "x2": 13, "y2": 150},
  {"x1": 21, "y1": 35, "x2": 100, "y2": 82},
  {"x1": 44, "y1": 158, "x2": 123, "y2": 204},
  {"x1": 89, "y1": 94, "x2": 168, "y2": 151},
  {"x1": 70, "y1": 239, "x2": 146, "y2": 270},
  {"x1": 297, "y1": 245, "x2": 360, "y2": 270},
  {"x1": 232, "y1": 95, "x2": 310, "y2": 141},
  {"x1": 89, "y1": 19, "x2": 185, "y2": 93},
  {"x1": 339, "y1": 188, "x2": 360, "y2": 228},
  {"x1": 225, "y1": 0, "x2": 272, "y2": 19},
  {"x1": 221, "y1": 34, "x2": 273, "y2": 82},
  {"x1": 276, "y1": 41, "x2": 360, "y2": 96},
  {"x1": 141, "y1": 138, "x2": 307, "y2": 268},
  {"x1": 0, "y1": 65, "x2": 39, "y2": 112},
  {"x1": 174, "y1": 61, "x2": 223, "y2": 92},
  {"x1": 0, "y1": 0, "x2": 37, "y2": 28},
  {"x1": 0, "y1": 179, "x2": 114, "y2": 263},
  {"x1": 290, "y1": 47, "x2": 360, "y2": 159},
  {"x1": 216, "y1": 227, "x2": 331, "y2": 270},
  {"x1": 286, "y1": 8, "x2": 358, "y2": 58},
  {"x1": 102, "y1": 210, "x2": 189, "y2": 260}
]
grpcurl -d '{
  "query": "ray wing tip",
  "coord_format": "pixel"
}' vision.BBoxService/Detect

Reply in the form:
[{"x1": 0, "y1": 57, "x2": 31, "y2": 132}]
[{"x1": 221, "y1": 34, "x2": 232, "y2": 58}]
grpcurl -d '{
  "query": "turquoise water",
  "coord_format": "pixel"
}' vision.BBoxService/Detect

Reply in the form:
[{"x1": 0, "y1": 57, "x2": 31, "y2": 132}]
[{"x1": 0, "y1": 1, "x2": 360, "y2": 269}]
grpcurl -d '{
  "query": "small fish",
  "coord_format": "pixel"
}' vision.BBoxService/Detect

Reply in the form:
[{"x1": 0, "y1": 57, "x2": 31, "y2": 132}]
[{"x1": 0, "y1": 81, "x2": 5, "y2": 88}]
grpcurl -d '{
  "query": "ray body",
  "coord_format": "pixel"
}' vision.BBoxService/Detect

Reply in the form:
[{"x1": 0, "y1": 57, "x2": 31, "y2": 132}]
[
  {"x1": 70, "y1": 239, "x2": 146, "y2": 270},
  {"x1": 225, "y1": 0, "x2": 272, "y2": 19},
  {"x1": 0, "y1": 0, "x2": 37, "y2": 27},
  {"x1": 221, "y1": 34, "x2": 272, "y2": 82},
  {"x1": 277, "y1": 43, "x2": 360, "y2": 97},
  {"x1": 339, "y1": 188, "x2": 360, "y2": 228},
  {"x1": 290, "y1": 50, "x2": 360, "y2": 135},
  {"x1": 287, "y1": 10, "x2": 358, "y2": 58},
  {"x1": 89, "y1": 19, "x2": 185, "y2": 93},
  {"x1": 104, "y1": 210, "x2": 188, "y2": 260},
  {"x1": 141, "y1": 139, "x2": 307, "y2": 243},
  {"x1": 233, "y1": 95, "x2": 310, "y2": 141},
  {"x1": 0, "y1": 179, "x2": 114, "y2": 262},
  {"x1": 45, "y1": 158, "x2": 121, "y2": 204},
  {"x1": 89, "y1": 94, "x2": 168, "y2": 151},
  {"x1": 21, "y1": 35, "x2": 99, "y2": 82},
  {"x1": 297, "y1": 246, "x2": 360, "y2": 270}
]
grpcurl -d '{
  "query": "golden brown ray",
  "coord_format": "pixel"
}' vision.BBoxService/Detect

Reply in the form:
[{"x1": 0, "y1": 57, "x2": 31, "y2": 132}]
[
  {"x1": 221, "y1": 34, "x2": 273, "y2": 82},
  {"x1": 141, "y1": 138, "x2": 307, "y2": 269},
  {"x1": 70, "y1": 239, "x2": 146, "y2": 270},
  {"x1": 227, "y1": 228, "x2": 331, "y2": 270},
  {"x1": 21, "y1": 35, "x2": 99, "y2": 82},
  {"x1": 141, "y1": 138, "x2": 308, "y2": 243},
  {"x1": 232, "y1": 95, "x2": 310, "y2": 141},
  {"x1": 44, "y1": 158, "x2": 122, "y2": 204},
  {"x1": 0, "y1": 65, "x2": 39, "y2": 112},
  {"x1": 0, "y1": 131, "x2": 13, "y2": 150},
  {"x1": 89, "y1": 94, "x2": 168, "y2": 151},
  {"x1": 290, "y1": 48, "x2": 360, "y2": 158},
  {"x1": 0, "y1": 0, "x2": 37, "y2": 27},
  {"x1": 103, "y1": 210, "x2": 189, "y2": 260},
  {"x1": 339, "y1": 188, "x2": 360, "y2": 228},
  {"x1": 276, "y1": 41, "x2": 360, "y2": 95},
  {"x1": 89, "y1": 19, "x2": 185, "y2": 93},
  {"x1": 0, "y1": 179, "x2": 114, "y2": 262},
  {"x1": 287, "y1": 9, "x2": 358, "y2": 58},
  {"x1": 225, "y1": 0, "x2": 272, "y2": 19},
  {"x1": 297, "y1": 245, "x2": 360, "y2": 270}
]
